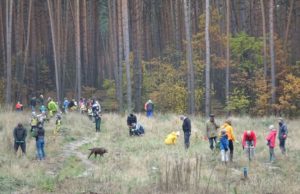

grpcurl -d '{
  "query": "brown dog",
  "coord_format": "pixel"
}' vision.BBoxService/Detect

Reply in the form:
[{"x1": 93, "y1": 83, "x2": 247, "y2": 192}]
[{"x1": 88, "y1": 147, "x2": 108, "y2": 159}]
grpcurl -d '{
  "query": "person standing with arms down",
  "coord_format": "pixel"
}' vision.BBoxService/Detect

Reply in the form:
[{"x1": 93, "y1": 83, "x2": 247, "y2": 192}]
[
  {"x1": 13, "y1": 123, "x2": 27, "y2": 155},
  {"x1": 180, "y1": 115, "x2": 191, "y2": 149},
  {"x1": 144, "y1": 100, "x2": 154, "y2": 118},
  {"x1": 278, "y1": 118, "x2": 288, "y2": 156},
  {"x1": 35, "y1": 122, "x2": 46, "y2": 160},
  {"x1": 266, "y1": 125, "x2": 277, "y2": 162},
  {"x1": 206, "y1": 114, "x2": 219, "y2": 151}
]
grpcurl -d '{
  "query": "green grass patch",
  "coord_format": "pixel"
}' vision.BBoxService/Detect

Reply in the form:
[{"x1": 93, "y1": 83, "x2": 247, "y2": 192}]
[{"x1": 58, "y1": 156, "x2": 85, "y2": 181}]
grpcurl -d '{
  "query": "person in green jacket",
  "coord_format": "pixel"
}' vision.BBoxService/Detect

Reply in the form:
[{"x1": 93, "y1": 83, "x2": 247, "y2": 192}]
[{"x1": 47, "y1": 98, "x2": 58, "y2": 117}]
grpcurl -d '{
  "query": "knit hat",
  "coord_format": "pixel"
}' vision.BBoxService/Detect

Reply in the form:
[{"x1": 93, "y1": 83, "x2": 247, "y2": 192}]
[{"x1": 269, "y1": 125, "x2": 275, "y2": 130}]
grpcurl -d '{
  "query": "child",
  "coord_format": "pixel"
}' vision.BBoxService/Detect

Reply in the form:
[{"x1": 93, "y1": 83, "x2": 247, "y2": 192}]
[
  {"x1": 164, "y1": 131, "x2": 180, "y2": 145},
  {"x1": 30, "y1": 112, "x2": 38, "y2": 136},
  {"x1": 266, "y1": 125, "x2": 277, "y2": 162},
  {"x1": 54, "y1": 114, "x2": 62, "y2": 135},
  {"x1": 220, "y1": 129, "x2": 229, "y2": 164}
]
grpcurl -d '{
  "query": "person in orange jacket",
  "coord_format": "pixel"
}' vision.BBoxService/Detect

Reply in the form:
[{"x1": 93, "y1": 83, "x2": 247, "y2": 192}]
[{"x1": 221, "y1": 119, "x2": 236, "y2": 162}]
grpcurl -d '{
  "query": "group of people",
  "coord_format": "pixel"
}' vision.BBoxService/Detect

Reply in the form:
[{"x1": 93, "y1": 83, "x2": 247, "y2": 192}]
[
  {"x1": 164, "y1": 114, "x2": 288, "y2": 164},
  {"x1": 206, "y1": 114, "x2": 288, "y2": 163}
]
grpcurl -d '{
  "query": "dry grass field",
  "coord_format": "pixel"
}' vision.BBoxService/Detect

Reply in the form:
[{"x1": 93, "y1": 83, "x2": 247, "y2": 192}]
[{"x1": 0, "y1": 110, "x2": 299, "y2": 194}]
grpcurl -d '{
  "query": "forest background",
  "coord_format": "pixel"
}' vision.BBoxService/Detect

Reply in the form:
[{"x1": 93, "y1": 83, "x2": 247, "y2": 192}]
[{"x1": 0, "y1": 0, "x2": 300, "y2": 116}]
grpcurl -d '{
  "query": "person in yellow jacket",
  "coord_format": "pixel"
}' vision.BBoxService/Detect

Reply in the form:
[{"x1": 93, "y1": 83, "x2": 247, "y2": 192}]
[
  {"x1": 220, "y1": 120, "x2": 237, "y2": 162},
  {"x1": 164, "y1": 131, "x2": 180, "y2": 145}
]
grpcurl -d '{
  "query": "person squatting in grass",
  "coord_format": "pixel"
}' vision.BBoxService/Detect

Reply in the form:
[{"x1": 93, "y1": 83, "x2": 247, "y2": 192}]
[
  {"x1": 242, "y1": 130, "x2": 257, "y2": 161},
  {"x1": 180, "y1": 115, "x2": 191, "y2": 149},
  {"x1": 219, "y1": 129, "x2": 229, "y2": 164},
  {"x1": 130, "y1": 123, "x2": 145, "y2": 136},
  {"x1": 164, "y1": 131, "x2": 180, "y2": 145},
  {"x1": 205, "y1": 114, "x2": 219, "y2": 151},
  {"x1": 266, "y1": 125, "x2": 277, "y2": 162},
  {"x1": 127, "y1": 113, "x2": 137, "y2": 136},
  {"x1": 221, "y1": 120, "x2": 237, "y2": 162},
  {"x1": 278, "y1": 118, "x2": 288, "y2": 156},
  {"x1": 13, "y1": 123, "x2": 27, "y2": 155}
]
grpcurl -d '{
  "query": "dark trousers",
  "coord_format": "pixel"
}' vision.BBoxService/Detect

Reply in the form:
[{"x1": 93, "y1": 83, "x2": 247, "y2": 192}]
[
  {"x1": 279, "y1": 138, "x2": 286, "y2": 154},
  {"x1": 95, "y1": 117, "x2": 101, "y2": 132},
  {"x1": 229, "y1": 140, "x2": 234, "y2": 161},
  {"x1": 209, "y1": 137, "x2": 217, "y2": 150},
  {"x1": 184, "y1": 132, "x2": 191, "y2": 149},
  {"x1": 14, "y1": 141, "x2": 26, "y2": 154},
  {"x1": 269, "y1": 147, "x2": 275, "y2": 161}
]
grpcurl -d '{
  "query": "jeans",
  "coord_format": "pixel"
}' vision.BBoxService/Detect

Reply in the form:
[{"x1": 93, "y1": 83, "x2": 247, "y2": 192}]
[
  {"x1": 14, "y1": 141, "x2": 26, "y2": 154},
  {"x1": 146, "y1": 110, "x2": 153, "y2": 118},
  {"x1": 184, "y1": 132, "x2": 190, "y2": 149},
  {"x1": 36, "y1": 138, "x2": 45, "y2": 160},
  {"x1": 245, "y1": 141, "x2": 255, "y2": 160},
  {"x1": 209, "y1": 137, "x2": 217, "y2": 150},
  {"x1": 279, "y1": 138, "x2": 286, "y2": 155},
  {"x1": 269, "y1": 147, "x2": 275, "y2": 162}
]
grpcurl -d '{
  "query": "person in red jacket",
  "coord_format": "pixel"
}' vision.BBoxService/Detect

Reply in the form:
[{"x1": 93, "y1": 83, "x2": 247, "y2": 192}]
[
  {"x1": 242, "y1": 130, "x2": 257, "y2": 160},
  {"x1": 266, "y1": 125, "x2": 277, "y2": 162},
  {"x1": 242, "y1": 130, "x2": 257, "y2": 148}
]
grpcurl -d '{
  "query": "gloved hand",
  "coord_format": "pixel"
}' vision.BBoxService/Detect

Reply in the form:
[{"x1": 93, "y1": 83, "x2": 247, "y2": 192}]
[
  {"x1": 242, "y1": 146, "x2": 244, "y2": 150},
  {"x1": 267, "y1": 141, "x2": 270, "y2": 146}
]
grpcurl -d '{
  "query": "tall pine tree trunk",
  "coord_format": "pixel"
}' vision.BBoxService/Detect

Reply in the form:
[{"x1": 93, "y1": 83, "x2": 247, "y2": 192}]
[
  {"x1": 260, "y1": 0, "x2": 267, "y2": 78},
  {"x1": 226, "y1": 0, "x2": 230, "y2": 114},
  {"x1": 75, "y1": 0, "x2": 81, "y2": 101},
  {"x1": 133, "y1": 0, "x2": 143, "y2": 112},
  {"x1": 184, "y1": 0, "x2": 195, "y2": 114},
  {"x1": 122, "y1": 0, "x2": 132, "y2": 111},
  {"x1": 269, "y1": 0, "x2": 276, "y2": 106},
  {"x1": 47, "y1": 0, "x2": 61, "y2": 102},
  {"x1": 117, "y1": 0, "x2": 123, "y2": 111},
  {"x1": 284, "y1": 0, "x2": 295, "y2": 51},
  {"x1": 5, "y1": 0, "x2": 13, "y2": 104},
  {"x1": 205, "y1": 0, "x2": 211, "y2": 117}
]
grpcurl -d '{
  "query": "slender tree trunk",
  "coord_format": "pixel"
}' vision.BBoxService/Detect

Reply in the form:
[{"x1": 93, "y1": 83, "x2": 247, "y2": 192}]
[
  {"x1": 133, "y1": 0, "x2": 143, "y2": 112},
  {"x1": 75, "y1": 0, "x2": 81, "y2": 101},
  {"x1": 284, "y1": 0, "x2": 295, "y2": 51},
  {"x1": 5, "y1": 0, "x2": 13, "y2": 104},
  {"x1": 82, "y1": 0, "x2": 89, "y2": 86},
  {"x1": 269, "y1": 0, "x2": 276, "y2": 106},
  {"x1": 122, "y1": 0, "x2": 132, "y2": 111},
  {"x1": 117, "y1": 0, "x2": 123, "y2": 111},
  {"x1": 260, "y1": 0, "x2": 268, "y2": 78},
  {"x1": 205, "y1": 0, "x2": 211, "y2": 117},
  {"x1": 226, "y1": 0, "x2": 230, "y2": 114},
  {"x1": 47, "y1": 0, "x2": 60, "y2": 102},
  {"x1": 184, "y1": 0, "x2": 195, "y2": 114}
]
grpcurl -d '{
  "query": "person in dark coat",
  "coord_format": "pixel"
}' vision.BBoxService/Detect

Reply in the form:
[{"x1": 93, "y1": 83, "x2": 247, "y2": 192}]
[
  {"x1": 180, "y1": 115, "x2": 191, "y2": 149},
  {"x1": 13, "y1": 123, "x2": 27, "y2": 154},
  {"x1": 127, "y1": 113, "x2": 137, "y2": 136},
  {"x1": 278, "y1": 118, "x2": 288, "y2": 155},
  {"x1": 36, "y1": 122, "x2": 45, "y2": 160}
]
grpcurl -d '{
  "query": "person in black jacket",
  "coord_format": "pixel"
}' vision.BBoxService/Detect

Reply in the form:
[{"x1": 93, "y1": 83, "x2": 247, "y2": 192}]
[
  {"x1": 36, "y1": 122, "x2": 45, "y2": 160},
  {"x1": 127, "y1": 113, "x2": 137, "y2": 136},
  {"x1": 13, "y1": 123, "x2": 27, "y2": 154},
  {"x1": 180, "y1": 115, "x2": 191, "y2": 149}
]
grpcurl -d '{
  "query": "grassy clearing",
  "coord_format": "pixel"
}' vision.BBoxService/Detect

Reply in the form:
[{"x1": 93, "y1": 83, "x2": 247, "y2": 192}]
[{"x1": 0, "y1": 111, "x2": 299, "y2": 193}]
